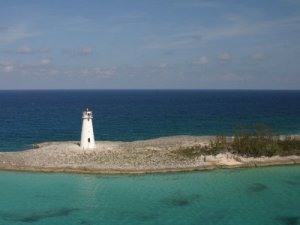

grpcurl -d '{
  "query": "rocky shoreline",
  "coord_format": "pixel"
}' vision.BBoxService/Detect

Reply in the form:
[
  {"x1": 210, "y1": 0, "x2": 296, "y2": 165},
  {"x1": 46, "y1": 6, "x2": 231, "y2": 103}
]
[{"x1": 0, "y1": 136, "x2": 299, "y2": 174}]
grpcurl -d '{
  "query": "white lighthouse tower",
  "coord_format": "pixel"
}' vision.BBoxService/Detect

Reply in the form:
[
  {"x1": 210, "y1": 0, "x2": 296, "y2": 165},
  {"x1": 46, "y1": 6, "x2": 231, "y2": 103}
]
[{"x1": 80, "y1": 108, "x2": 96, "y2": 149}]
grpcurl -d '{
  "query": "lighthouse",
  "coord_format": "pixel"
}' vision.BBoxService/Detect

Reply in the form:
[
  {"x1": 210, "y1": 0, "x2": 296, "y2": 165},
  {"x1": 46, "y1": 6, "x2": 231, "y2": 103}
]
[{"x1": 80, "y1": 108, "x2": 96, "y2": 149}]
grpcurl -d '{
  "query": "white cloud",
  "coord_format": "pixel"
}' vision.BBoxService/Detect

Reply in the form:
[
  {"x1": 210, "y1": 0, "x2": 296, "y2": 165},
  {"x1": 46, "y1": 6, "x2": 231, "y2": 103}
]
[
  {"x1": 17, "y1": 46, "x2": 33, "y2": 53},
  {"x1": 220, "y1": 73, "x2": 243, "y2": 82},
  {"x1": 47, "y1": 66, "x2": 118, "y2": 78},
  {"x1": 39, "y1": 59, "x2": 52, "y2": 66},
  {"x1": 251, "y1": 53, "x2": 266, "y2": 60},
  {"x1": 0, "y1": 58, "x2": 53, "y2": 75},
  {"x1": 159, "y1": 63, "x2": 168, "y2": 69},
  {"x1": 175, "y1": 1, "x2": 222, "y2": 8},
  {"x1": 194, "y1": 56, "x2": 209, "y2": 65},
  {"x1": 15, "y1": 45, "x2": 49, "y2": 54},
  {"x1": 217, "y1": 52, "x2": 231, "y2": 62},
  {"x1": 144, "y1": 31, "x2": 203, "y2": 49},
  {"x1": 78, "y1": 47, "x2": 92, "y2": 55},
  {"x1": 0, "y1": 61, "x2": 14, "y2": 72},
  {"x1": 144, "y1": 15, "x2": 300, "y2": 51},
  {"x1": 93, "y1": 66, "x2": 116, "y2": 77},
  {"x1": 2, "y1": 45, "x2": 49, "y2": 54},
  {"x1": 62, "y1": 47, "x2": 93, "y2": 56}
]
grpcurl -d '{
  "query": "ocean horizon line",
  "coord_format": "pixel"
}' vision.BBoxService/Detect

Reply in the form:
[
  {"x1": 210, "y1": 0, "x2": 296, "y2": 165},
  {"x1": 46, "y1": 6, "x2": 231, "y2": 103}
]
[
  {"x1": 1, "y1": 90, "x2": 299, "y2": 151},
  {"x1": 0, "y1": 88, "x2": 300, "y2": 92}
]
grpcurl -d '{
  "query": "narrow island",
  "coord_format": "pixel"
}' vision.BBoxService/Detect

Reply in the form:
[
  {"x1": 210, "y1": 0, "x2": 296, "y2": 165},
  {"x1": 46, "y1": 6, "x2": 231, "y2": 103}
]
[
  {"x1": 0, "y1": 109, "x2": 299, "y2": 174},
  {"x1": 0, "y1": 133, "x2": 300, "y2": 174}
]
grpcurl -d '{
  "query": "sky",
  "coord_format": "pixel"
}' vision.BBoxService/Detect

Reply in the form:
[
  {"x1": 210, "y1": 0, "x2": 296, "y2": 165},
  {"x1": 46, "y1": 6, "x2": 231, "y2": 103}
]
[{"x1": 0, "y1": 0, "x2": 300, "y2": 89}]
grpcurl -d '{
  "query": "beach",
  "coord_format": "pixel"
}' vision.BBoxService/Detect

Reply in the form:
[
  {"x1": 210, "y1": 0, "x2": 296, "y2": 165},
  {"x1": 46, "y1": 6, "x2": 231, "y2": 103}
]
[{"x1": 0, "y1": 136, "x2": 299, "y2": 174}]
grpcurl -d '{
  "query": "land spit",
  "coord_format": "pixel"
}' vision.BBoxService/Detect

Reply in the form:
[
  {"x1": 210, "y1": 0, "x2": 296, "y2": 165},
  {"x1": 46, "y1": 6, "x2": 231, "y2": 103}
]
[{"x1": 0, "y1": 136, "x2": 299, "y2": 174}]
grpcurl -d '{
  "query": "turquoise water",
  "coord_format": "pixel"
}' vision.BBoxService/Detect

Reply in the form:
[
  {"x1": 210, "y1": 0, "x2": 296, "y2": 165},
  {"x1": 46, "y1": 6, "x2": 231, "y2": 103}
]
[{"x1": 0, "y1": 166, "x2": 299, "y2": 225}]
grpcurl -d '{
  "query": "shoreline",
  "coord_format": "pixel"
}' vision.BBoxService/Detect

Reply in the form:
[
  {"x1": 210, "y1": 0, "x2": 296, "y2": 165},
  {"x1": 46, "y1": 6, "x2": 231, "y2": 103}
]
[
  {"x1": 0, "y1": 136, "x2": 299, "y2": 175},
  {"x1": 0, "y1": 158, "x2": 299, "y2": 175}
]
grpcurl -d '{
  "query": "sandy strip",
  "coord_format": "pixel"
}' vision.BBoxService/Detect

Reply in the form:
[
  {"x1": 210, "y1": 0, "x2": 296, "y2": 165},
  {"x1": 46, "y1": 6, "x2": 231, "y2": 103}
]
[
  {"x1": 0, "y1": 159, "x2": 299, "y2": 175},
  {"x1": 0, "y1": 136, "x2": 299, "y2": 175}
]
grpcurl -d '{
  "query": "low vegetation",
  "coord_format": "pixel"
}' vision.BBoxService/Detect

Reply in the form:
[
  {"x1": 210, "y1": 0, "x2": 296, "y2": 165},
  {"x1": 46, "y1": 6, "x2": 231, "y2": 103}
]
[
  {"x1": 175, "y1": 124, "x2": 300, "y2": 158},
  {"x1": 172, "y1": 135, "x2": 229, "y2": 158}
]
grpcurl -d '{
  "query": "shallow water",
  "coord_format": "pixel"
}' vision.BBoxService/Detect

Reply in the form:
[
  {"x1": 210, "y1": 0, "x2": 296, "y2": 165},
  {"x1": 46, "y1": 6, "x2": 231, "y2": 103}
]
[{"x1": 0, "y1": 166, "x2": 299, "y2": 225}]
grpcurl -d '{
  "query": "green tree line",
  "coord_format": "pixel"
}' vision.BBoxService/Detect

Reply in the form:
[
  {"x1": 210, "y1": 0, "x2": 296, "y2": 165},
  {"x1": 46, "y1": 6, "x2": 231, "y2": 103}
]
[{"x1": 175, "y1": 124, "x2": 300, "y2": 158}]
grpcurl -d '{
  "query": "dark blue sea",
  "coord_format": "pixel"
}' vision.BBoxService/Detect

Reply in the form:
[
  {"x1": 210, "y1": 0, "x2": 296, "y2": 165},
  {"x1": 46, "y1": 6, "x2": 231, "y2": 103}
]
[{"x1": 0, "y1": 90, "x2": 300, "y2": 151}]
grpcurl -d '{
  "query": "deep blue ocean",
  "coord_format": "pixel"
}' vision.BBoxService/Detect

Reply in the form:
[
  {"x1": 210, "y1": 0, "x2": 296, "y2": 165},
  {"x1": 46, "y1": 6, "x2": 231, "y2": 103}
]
[{"x1": 0, "y1": 90, "x2": 300, "y2": 151}]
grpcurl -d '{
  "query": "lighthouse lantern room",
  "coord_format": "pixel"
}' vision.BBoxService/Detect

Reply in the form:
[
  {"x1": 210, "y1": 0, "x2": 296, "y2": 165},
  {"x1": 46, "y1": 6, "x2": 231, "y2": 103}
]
[{"x1": 80, "y1": 108, "x2": 96, "y2": 149}]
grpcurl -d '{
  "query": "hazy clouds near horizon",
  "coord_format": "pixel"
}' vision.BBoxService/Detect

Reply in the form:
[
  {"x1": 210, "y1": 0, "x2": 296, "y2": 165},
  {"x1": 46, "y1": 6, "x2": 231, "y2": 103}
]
[{"x1": 0, "y1": 0, "x2": 300, "y2": 89}]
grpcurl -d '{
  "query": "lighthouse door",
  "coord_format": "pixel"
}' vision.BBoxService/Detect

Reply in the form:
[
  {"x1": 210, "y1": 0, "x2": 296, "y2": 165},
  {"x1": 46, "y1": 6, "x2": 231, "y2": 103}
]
[{"x1": 88, "y1": 138, "x2": 90, "y2": 143}]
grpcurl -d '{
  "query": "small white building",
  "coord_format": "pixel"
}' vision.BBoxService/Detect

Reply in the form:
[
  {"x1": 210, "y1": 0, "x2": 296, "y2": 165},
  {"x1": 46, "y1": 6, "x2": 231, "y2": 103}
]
[{"x1": 80, "y1": 108, "x2": 96, "y2": 149}]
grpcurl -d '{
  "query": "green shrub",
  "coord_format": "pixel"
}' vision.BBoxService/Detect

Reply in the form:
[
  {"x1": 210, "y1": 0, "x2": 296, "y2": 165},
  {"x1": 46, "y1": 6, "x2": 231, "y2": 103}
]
[
  {"x1": 174, "y1": 124, "x2": 300, "y2": 159},
  {"x1": 208, "y1": 135, "x2": 228, "y2": 155},
  {"x1": 231, "y1": 124, "x2": 281, "y2": 157},
  {"x1": 277, "y1": 136, "x2": 300, "y2": 156}
]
